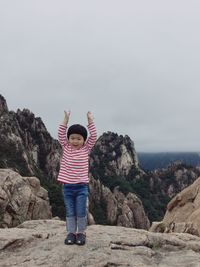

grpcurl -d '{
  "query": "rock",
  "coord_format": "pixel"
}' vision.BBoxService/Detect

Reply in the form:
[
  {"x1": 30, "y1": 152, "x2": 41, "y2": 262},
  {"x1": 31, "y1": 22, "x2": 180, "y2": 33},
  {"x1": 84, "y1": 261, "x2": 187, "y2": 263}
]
[
  {"x1": 0, "y1": 169, "x2": 52, "y2": 227},
  {"x1": 0, "y1": 95, "x2": 150, "y2": 226},
  {"x1": 165, "y1": 222, "x2": 199, "y2": 236},
  {"x1": 149, "y1": 221, "x2": 166, "y2": 233},
  {"x1": 152, "y1": 162, "x2": 200, "y2": 199},
  {"x1": 0, "y1": 98, "x2": 61, "y2": 181},
  {"x1": 89, "y1": 178, "x2": 150, "y2": 229},
  {"x1": 90, "y1": 132, "x2": 143, "y2": 178},
  {"x1": 151, "y1": 177, "x2": 200, "y2": 236},
  {"x1": 0, "y1": 95, "x2": 8, "y2": 115},
  {"x1": 1, "y1": 219, "x2": 200, "y2": 266}
]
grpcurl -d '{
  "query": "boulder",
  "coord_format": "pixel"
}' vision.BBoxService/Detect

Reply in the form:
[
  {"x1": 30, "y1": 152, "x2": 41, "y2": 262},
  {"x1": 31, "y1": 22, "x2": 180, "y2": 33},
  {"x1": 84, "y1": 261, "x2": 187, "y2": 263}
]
[
  {"x1": 150, "y1": 177, "x2": 200, "y2": 236},
  {"x1": 0, "y1": 169, "x2": 52, "y2": 227}
]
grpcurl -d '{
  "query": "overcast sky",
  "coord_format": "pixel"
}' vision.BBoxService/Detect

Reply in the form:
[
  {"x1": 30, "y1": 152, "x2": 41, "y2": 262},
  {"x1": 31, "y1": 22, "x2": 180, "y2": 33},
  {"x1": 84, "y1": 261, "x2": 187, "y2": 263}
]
[{"x1": 0, "y1": 0, "x2": 200, "y2": 152}]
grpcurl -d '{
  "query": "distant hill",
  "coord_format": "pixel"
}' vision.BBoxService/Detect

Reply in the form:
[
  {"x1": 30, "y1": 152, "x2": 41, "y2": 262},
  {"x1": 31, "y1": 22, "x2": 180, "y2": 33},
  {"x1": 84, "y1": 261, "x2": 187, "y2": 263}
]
[{"x1": 138, "y1": 152, "x2": 200, "y2": 171}]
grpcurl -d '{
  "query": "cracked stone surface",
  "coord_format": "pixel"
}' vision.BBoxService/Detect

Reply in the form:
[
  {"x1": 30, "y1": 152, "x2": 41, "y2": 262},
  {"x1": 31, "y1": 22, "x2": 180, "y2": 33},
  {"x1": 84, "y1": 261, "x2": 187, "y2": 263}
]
[{"x1": 1, "y1": 219, "x2": 200, "y2": 266}]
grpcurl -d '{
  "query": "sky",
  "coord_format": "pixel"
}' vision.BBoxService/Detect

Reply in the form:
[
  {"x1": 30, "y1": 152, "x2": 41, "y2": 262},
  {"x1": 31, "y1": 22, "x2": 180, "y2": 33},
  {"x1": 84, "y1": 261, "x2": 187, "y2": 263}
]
[{"x1": 0, "y1": 0, "x2": 200, "y2": 152}]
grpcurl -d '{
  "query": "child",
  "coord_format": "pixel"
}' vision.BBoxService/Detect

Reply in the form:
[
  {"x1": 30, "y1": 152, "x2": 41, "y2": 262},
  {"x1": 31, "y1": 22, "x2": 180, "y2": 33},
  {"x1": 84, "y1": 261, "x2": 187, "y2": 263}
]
[{"x1": 57, "y1": 110, "x2": 97, "y2": 245}]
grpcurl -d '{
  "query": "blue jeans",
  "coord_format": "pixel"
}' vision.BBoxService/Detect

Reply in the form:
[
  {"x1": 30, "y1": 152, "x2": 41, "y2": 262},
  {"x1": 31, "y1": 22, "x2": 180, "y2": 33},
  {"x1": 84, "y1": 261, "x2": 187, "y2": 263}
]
[{"x1": 63, "y1": 183, "x2": 89, "y2": 233}]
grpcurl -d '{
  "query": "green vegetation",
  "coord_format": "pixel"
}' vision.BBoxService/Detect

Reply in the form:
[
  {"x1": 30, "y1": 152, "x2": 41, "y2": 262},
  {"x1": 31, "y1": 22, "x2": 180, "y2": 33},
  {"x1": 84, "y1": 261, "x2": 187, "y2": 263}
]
[
  {"x1": 91, "y1": 159, "x2": 170, "y2": 223},
  {"x1": 47, "y1": 182, "x2": 65, "y2": 219},
  {"x1": 89, "y1": 198, "x2": 107, "y2": 225},
  {"x1": 90, "y1": 147, "x2": 169, "y2": 222},
  {"x1": 0, "y1": 141, "x2": 30, "y2": 175}
]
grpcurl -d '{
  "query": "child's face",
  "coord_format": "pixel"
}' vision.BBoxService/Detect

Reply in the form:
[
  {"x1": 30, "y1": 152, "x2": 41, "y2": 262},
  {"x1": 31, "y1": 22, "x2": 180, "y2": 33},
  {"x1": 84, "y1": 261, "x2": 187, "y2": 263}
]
[{"x1": 69, "y1": 133, "x2": 84, "y2": 149}]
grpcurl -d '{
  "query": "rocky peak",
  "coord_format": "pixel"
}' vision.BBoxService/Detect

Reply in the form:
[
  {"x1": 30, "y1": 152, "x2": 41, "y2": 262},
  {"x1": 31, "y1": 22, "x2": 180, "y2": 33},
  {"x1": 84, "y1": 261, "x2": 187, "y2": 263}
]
[
  {"x1": 16, "y1": 108, "x2": 48, "y2": 133},
  {"x1": 1, "y1": 96, "x2": 150, "y2": 227},
  {"x1": 0, "y1": 94, "x2": 8, "y2": 115},
  {"x1": 153, "y1": 161, "x2": 200, "y2": 198},
  {"x1": 0, "y1": 97, "x2": 61, "y2": 181},
  {"x1": 90, "y1": 131, "x2": 142, "y2": 179}
]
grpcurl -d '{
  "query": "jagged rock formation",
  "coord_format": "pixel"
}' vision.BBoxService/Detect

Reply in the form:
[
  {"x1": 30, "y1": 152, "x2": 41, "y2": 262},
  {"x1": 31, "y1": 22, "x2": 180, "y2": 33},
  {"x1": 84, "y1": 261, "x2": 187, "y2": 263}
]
[
  {"x1": 0, "y1": 169, "x2": 52, "y2": 227},
  {"x1": 152, "y1": 162, "x2": 200, "y2": 198},
  {"x1": 1, "y1": 219, "x2": 200, "y2": 267},
  {"x1": 0, "y1": 95, "x2": 8, "y2": 115},
  {"x1": 89, "y1": 130, "x2": 200, "y2": 223},
  {"x1": 0, "y1": 95, "x2": 65, "y2": 221},
  {"x1": 143, "y1": 162, "x2": 200, "y2": 221},
  {"x1": 150, "y1": 176, "x2": 200, "y2": 236},
  {"x1": 2, "y1": 94, "x2": 200, "y2": 227},
  {"x1": 89, "y1": 178, "x2": 150, "y2": 229},
  {"x1": 88, "y1": 131, "x2": 151, "y2": 227},
  {"x1": 0, "y1": 95, "x2": 61, "y2": 181},
  {"x1": 0, "y1": 95, "x2": 150, "y2": 228},
  {"x1": 90, "y1": 131, "x2": 144, "y2": 179}
]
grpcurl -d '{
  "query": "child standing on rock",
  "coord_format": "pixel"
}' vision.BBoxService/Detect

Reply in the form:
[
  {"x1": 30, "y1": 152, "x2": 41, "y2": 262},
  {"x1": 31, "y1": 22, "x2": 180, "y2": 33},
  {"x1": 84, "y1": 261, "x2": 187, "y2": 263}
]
[{"x1": 57, "y1": 110, "x2": 97, "y2": 245}]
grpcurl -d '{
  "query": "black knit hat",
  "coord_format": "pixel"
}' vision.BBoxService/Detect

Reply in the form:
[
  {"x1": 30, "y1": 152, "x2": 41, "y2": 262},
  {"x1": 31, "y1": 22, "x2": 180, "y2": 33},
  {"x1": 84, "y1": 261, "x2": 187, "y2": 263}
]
[{"x1": 67, "y1": 124, "x2": 88, "y2": 141}]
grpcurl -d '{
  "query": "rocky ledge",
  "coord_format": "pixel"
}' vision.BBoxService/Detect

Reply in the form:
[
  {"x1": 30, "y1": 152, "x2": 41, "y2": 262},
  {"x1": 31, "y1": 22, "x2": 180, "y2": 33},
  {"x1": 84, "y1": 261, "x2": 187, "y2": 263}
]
[{"x1": 1, "y1": 219, "x2": 200, "y2": 267}]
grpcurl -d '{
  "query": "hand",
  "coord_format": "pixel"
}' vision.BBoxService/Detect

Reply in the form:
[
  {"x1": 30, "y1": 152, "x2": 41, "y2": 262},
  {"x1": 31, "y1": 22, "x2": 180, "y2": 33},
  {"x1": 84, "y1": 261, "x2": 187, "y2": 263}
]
[
  {"x1": 87, "y1": 111, "x2": 94, "y2": 124},
  {"x1": 63, "y1": 110, "x2": 71, "y2": 125}
]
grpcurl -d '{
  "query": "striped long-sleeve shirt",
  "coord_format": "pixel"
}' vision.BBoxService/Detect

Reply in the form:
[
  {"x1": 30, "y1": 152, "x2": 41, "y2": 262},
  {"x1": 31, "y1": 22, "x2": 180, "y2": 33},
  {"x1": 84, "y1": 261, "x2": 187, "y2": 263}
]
[{"x1": 57, "y1": 122, "x2": 97, "y2": 184}]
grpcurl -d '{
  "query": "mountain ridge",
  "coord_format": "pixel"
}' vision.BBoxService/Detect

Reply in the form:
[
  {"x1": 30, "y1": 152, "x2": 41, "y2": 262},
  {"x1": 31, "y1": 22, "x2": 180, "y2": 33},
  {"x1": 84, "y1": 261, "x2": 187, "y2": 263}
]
[
  {"x1": 1, "y1": 94, "x2": 200, "y2": 225},
  {"x1": 138, "y1": 152, "x2": 200, "y2": 171}
]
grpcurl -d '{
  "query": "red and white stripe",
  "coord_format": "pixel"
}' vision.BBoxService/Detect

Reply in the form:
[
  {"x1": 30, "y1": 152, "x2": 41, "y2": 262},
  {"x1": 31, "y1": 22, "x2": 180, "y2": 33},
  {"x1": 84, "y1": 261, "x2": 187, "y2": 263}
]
[{"x1": 57, "y1": 122, "x2": 97, "y2": 184}]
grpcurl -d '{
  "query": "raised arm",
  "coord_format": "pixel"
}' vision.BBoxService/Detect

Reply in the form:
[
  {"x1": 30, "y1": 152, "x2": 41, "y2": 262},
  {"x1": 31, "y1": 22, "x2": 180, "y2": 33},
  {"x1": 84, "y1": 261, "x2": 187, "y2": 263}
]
[
  {"x1": 58, "y1": 110, "x2": 70, "y2": 147},
  {"x1": 86, "y1": 111, "x2": 97, "y2": 151}
]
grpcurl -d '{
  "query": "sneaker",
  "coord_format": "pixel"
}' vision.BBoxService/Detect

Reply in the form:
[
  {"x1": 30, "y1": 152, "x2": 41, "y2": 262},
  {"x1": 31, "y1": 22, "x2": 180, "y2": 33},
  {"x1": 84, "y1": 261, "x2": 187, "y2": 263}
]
[
  {"x1": 64, "y1": 233, "x2": 76, "y2": 245},
  {"x1": 76, "y1": 233, "x2": 86, "y2": 245}
]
